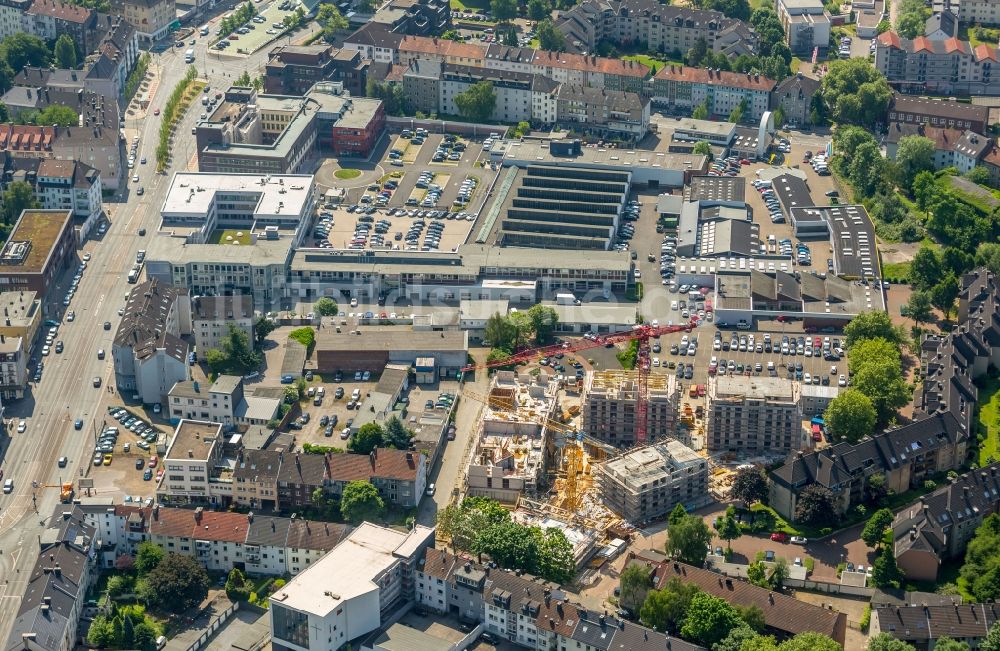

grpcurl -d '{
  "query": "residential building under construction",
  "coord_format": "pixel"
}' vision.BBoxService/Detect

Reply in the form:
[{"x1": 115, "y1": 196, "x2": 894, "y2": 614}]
[
  {"x1": 581, "y1": 370, "x2": 682, "y2": 447},
  {"x1": 466, "y1": 371, "x2": 559, "y2": 504},
  {"x1": 707, "y1": 376, "x2": 803, "y2": 455},
  {"x1": 595, "y1": 441, "x2": 709, "y2": 522}
]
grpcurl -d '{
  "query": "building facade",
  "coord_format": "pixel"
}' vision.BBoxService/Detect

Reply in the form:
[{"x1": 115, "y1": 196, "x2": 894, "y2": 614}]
[
  {"x1": 596, "y1": 441, "x2": 709, "y2": 521},
  {"x1": 582, "y1": 370, "x2": 679, "y2": 447},
  {"x1": 650, "y1": 65, "x2": 774, "y2": 123},
  {"x1": 110, "y1": 0, "x2": 173, "y2": 42},
  {"x1": 191, "y1": 295, "x2": 254, "y2": 360},
  {"x1": 708, "y1": 376, "x2": 803, "y2": 454},
  {"x1": 776, "y1": 0, "x2": 832, "y2": 55},
  {"x1": 0, "y1": 209, "x2": 75, "y2": 298},
  {"x1": 875, "y1": 31, "x2": 1000, "y2": 95},
  {"x1": 264, "y1": 45, "x2": 369, "y2": 97}
]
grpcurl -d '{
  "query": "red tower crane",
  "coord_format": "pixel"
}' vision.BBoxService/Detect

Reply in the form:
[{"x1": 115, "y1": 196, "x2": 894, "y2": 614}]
[{"x1": 462, "y1": 320, "x2": 696, "y2": 444}]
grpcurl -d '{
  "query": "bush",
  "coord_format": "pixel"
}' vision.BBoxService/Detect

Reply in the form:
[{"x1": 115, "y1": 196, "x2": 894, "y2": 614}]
[
  {"x1": 289, "y1": 327, "x2": 315, "y2": 353},
  {"x1": 860, "y1": 603, "x2": 872, "y2": 632}
]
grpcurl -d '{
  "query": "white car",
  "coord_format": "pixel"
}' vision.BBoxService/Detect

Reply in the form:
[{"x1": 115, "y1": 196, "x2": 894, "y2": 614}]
[
  {"x1": 838, "y1": 374, "x2": 847, "y2": 387},
  {"x1": 132, "y1": 174, "x2": 139, "y2": 182},
  {"x1": 16, "y1": 420, "x2": 26, "y2": 433},
  {"x1": 790, "y1": 536, "x2": 808, "y2": 544}
]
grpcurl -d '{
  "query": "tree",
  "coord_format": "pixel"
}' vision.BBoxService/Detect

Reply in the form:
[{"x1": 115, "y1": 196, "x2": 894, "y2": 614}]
[
  {"x1": 819, "y1": 58, "x2": 892, "y2": 129},
  {"x1": 0, "y1": 102, "x2": 8, "y2": 123},
  {"x1": 87, "y1": 615, "x2": 117, "y2": 647},
  {"x1": 894, "y1": 135, "x2": 936, "y2": 189},
  {"x1": 54, "y1": 34, "x2": 76, "y2": 69},
  {"x1": 134, "y1": 541, "x2": 164, "y2": 574},
  {"x1": 383, "y1": 415, "x2": 414, "y2": 449},
  {"x1": 868, "y1": 632, "x2": 916, "y2": 651},
  {"x1": 527, "y1": 304, "x2": 559, "y2": 344},
  {"x1": 133, "y1": 621, "x2": 157, "y2": 651},
  {"x1": 730, "y1": 466, "x2": 769, "y2": 512},
  {"x1": 537, "y1": 19, "x2": 566, "y2": 51},
  {"x1": 844, "y1": 310, "x2": 903, "y2": 348},
  {"x1": 143, "y1": 552, "x2": 210, "y2": 612},
  {"x1": 349, "y1": 422, "x2": 385, "y2": 454},
  {"x1": 961, "y1": 515, "x2": 1000, "y2": 602},
  {"x1": 982, "y1": 621, "x2": 1000, "y2": 651},
  {"x1": 693, "y1": 140, "x2": 713, "y2": 161},
  {"x1": 771, "y1": 557, "x2": 790, "y2": 588},
  {"x1": 823, "y1": 389, "x2": 876, "y2": 444},
  {"x1": 747, "y1": 560, "x2": 769, "y2": 587},
  {"x1": 728, "y1": 98, "x2": 748, "y2": 123},
  {"x1": 315, "y1": 296, "x2": 338, "y2": 316},
  {"x1": 852, "y1": 361, "x2": 911, "y2": 425},
  {"x1": 669, "y1": 503, "x2": 688, "y2": 525},
  {"x1": 977, "y1": 242, "x2": 1000, "y2": 275},
  {"x1": 106, "y1": 574, "x2": 131, "y2": 598},
  {"x1": 848, "y1": 141, "x2": 888, "y2": 198},
  {"x1": 794, "y1": 485, "x2": 838, "y2": 526},
  {"x1": 862, "y1": 508, "x2": 894, "y2": 549},
  {"x1": 692, "y1": 99, "x2": 710, "y2": 120},
  {"x1": 905, "y1": 290, "x2": 933, "y2": 324},
  {"x1": 714, "y1": 626, "x2": 765, "y2": 651},
  {"x1": 931, "y1": 274, "x2": 960, "y2": 320},
  {"x1": 932, "y1": 638, "x2": 970, "y2": 651},
  {"x1": 491, "y1": 0, "x2": 517, "y2": 23},
  {"x1": 2, "y1": 180, "x2": 39, "y2": 224},
  {"x1": 33, "y1": 104, "x2": 79, "y2": 127},
  {"x1": 0, "y1": 34, "x2": 51, "y2": 73},
  {"x1": 484, "y1": 312, "x2": 517, "y2": 351},
  {"x1": 667, "y1": 512, "x2": 713, "y2": 565},
  {"x1": 966, "y1": 166, "x2": 991, "y2": 186},
  {"x1": 680, "y1": 592, "x2": 746, "y2": 648},
  {"x1": 619, "y1": 563, "x2": 652, "y2": 611},
  {"x1": 536, "y1": 527, "x2": 575, "y2": 583},
  {"x1": 253, "y1": 317, "x2": 276, "y2": 345},
  {"x1": 527, "y1": 0, "x2": 551, "y2": 20},
  {"x1": 639, "y1": 577, "x2": 700, "y2": 634},
  {"x1": 688, "y1": 37, "x2": 709, "y2": 67},
  {"x1": 340, "y1": 480, "x2": 385, "y2": 523},
  {"x1": 316, "y1": 3, "x2": 347, "y2": 40},
  {"x1": 871, "y1": 550, "x2": 902, "y2": 588},
  {"x1": 778, "y1": 632, "x2": 844, "y2": 651},
  {"x1": 715, "y1": 514, "x2": 742, "y2": 551},
  {"x1": 738, "y1": 605, "x2": 766, "y2": 632},
  {"x1": 454, "y1": 81, "x2": 496, "y2": 123}
]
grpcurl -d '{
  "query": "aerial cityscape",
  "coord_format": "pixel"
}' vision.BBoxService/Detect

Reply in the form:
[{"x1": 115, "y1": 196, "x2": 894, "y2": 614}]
[{"x1": 0, "y1": 0, "x2": 997, "y2": 648}]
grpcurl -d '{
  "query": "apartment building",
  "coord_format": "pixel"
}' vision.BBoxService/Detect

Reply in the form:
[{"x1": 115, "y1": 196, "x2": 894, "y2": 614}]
[
  {"x1": 25, "y1": 0, "x2": 98, "y2": 56},
  {"x1": 269, "y1": 523, "x2": 436, "y2": 651},
  {"x1": 893, "y1": 462, "x2": 1000, "y2": 582},
  {"x1": 264, "y1": 44, "x2": 369, "y2": 97},
  {"x1": 370, "y1": 0, "x2": 450, "y2": 36},
  {"x1": 191, "y1": 294, "x2": 254, "y2": 360},
  {"x1": 596, "y1": 441, "x2": 709, "y2": 521},
  {"x1": 556, "y1": 84, "x2": 650, "y2": 141},
  {"x1": 582, "y1": 370, "x2": 680, "y2": 447},
  {"x1": 0, "y1": 209, "x2": 75, "y2": 299},
  {"x1": 233, "y1": 448, "x2": 282, "y2": 510},
  {"x1": 438, "y1": 64, "x2": 559, "y2": 125},
  {"x1": 886, "y1": 92, "x2": 991, "y2": 132},
  {"x1": 154, "y1": 420, "x2": 226, "y2": 506},
  {"x1": 708, "y1": 376, "x2": 803, "y2": 454},
  {"x1": 770, "y1": 73, "x2": 821, "y2": 127},
  {"x1": 871, "y1": 602, "x2": 1000, "y2": 649},
  {"x1": 554, "y1": 0, "x2": 756, "y2": 58},
  {"x1": 110, "y1": 0, "x2": 173, "y2": 42},
  {"x1": 112, "y1": 279, "x2": 191, "y2": 406},
  {"x1": 776, "y1": 0, "x2": 832, "y2": 55},
  {"x1": 325, "y1": 448, "x2": 427, "y2": 508},
  {"x1": 0, "y1": 290, "x2": 41, "y2": 351},
  {"x1": 649, "y1": 65, "x2": 775, "y2": 123},
  {"x1": 3, "y1": 508, "x2": 97, "y2": 651},
  {"x1": 875, "y1": 31, "x2": 1000, "y2": 95},
  {"x1": 941, "y1": 0, "x2": 1000, "y2": 25},
  {"x1": 0, "y1": 335, "x2": 27, "y2": 400},
  {"x1": 0, "y1": 0, "x2": 29, "y2": 39},
  {"x1": 168, "y1": 375, "x2": 279, "y2": 428},
  {"x1": 29, "y1": 158, "x2": 103, "y2": 221},
  {"x1": 415, "y1": 547, "x2": 701, "y2": 651},
  {"x1": 74, "y1": 501, "x2": 151, "y2": 568},
  {"x1": 886, "y1": 121, "x2": 991, "y2": 174}
]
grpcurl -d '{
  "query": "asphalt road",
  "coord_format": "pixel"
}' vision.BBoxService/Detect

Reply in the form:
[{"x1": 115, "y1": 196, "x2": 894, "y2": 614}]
[{"x1": 0, "y1": 15, "x2": 288, "y2": 638}]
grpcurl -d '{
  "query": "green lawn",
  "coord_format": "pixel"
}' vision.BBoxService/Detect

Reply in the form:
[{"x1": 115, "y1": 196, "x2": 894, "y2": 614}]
[
  {"x1": 334, "y1": 168, "x2": 361, "y2": 180},
  {"x1": 210, "y1": 229, "x2": 252, "y2": 246},
  {"x1": 622, "y1": 54, "x2": 683, "y2": 70},
  {"x1": 977, "y1": 377, "x2": 1000, "y2": 466},
  {"x1": 881, "y1": 261, "x2": 911, "y2": 283},
  {"x1": 449, "y1": 0, "x2": 490, "y2": 11}
]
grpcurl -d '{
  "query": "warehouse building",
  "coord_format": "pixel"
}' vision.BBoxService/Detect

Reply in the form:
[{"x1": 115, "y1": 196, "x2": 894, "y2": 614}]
[
  {"x1": 582, "y1": 370, "x2": 682, "y2": 447},
  {"x1": 0, "y1": 209, "x2": 75, "y2": 298},
  {"x1": 315, "y1": 327, "x2": 468, "y2": 378},
  {"x1": 494, "y1": 164, "x2": 630, "y2": 250},
  {"x1": 596, "y1": 440, "x2": 709, "y2": 522}
]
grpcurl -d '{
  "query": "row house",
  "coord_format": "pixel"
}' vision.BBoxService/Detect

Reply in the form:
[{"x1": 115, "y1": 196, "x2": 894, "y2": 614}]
[
  {"x1": 886, "y1": 93, "x2": 991, "y2": 133},
  {"x1": 75, "y1": 502, "x2": 151, "y2": 568},
  {"x1": 649, "y1": 65, "x2": 775, "y2": 123},
  {"x1": 147, "y1": 505, "x2": 349, "y2": 576},
  {"x1": 875, "y1": 31, "x2": 1000, "y2": 96},
  {"x1": 885, "y1": 121, "x2": 991, "y2": 175},
  {"x1": 555, "y1": 84, "x2": 650, "y2": 141},
  {"x1": 871, "y1": 602, "x2": 1000, "y2": 649},
  {"x1": 414, "y1": 547, "x2": 703, "y2": 651},
  {"x1": 554, "y1": 0, "x2": 756, "y2": 59}
]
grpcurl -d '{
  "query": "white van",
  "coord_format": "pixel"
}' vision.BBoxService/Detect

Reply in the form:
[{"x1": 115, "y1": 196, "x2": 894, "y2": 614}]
[{"x1": 3, "y1": 479, "x2": 12, "y2": 493}]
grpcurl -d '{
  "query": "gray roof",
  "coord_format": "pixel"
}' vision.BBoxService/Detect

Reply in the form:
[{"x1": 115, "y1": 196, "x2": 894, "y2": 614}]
[
  {"x1": 192, "y1": 294, "x2": 253, "y2": 320},
  {"x1": 114, "y1": 279, "x2": 188, "y2": 364}
]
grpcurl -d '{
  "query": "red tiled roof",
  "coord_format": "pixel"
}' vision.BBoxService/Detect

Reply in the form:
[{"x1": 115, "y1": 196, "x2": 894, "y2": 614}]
[
  {"x1": 193, "y1": 511, "x2": 249, "y2": 543},
  {"x1": 399, "y1": 35, "x2": 486, "y2": 60},
  {"x1": 974, "y1": 43, "x2": 998, "y2": 62},
  {"x1": 654, "y1": 64, "x2": 774, "y2": 92},
  {"x1": 0, "y1": 125, "x2": 55, "y2": 152},
  {"x1": 982, "y1": 144, "x2": 1000, "y2": 166},
  {"x1": 533, "y1": 50, "x2": 650, "y2": 78},
  {"x1": 148, "y1": 506, "x2": 196, "y2": 538},
  {"x1": 878, "y1": 31, "x2": 902, "y2": 48},
  {"x1": 944, "y1": 37, "x2": 968, "y2": 54},
  {"x1": 913, "y1": 36, "x2": 934, "y2": 53},
  {"x1": 420, "y1": 547, "x2": 459, "y2": 580},
  {"x1": 374, "y1": 448, "x2": 420, "y2": 481},
  {"x1": 327, "y1": 453, "x2": 376, "y2": 482},
  {"x1": 27, "y1": 0, "x2": 91, "y2": 23}
]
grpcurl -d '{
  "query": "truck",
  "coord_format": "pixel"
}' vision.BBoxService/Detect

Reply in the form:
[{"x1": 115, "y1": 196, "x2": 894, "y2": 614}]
[
  {"x1": 556, "y1": 292, "x2": 577, "y2": 306},
  {"x1": 60, "y1": 482, "x2": 73, "y2": 503},
  {"x1": 184, "y1": 48, "x2": 195, "y2": 63},
  {"x1": 199, "y1": 24, "x2": 209, "y2": 35}
]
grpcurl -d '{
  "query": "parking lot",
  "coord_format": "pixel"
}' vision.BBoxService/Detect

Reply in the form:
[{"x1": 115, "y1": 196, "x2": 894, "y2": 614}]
[
  {"x1": 85, "y1": 405, "x2": 167, "y2": 500},
  {"x1": 209, "y1": 0, "x2": 299, "y2": 55}
]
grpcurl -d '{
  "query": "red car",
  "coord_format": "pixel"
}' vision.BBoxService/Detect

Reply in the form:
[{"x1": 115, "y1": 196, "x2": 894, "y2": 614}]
[
  {"x1": 153, "y1": 108, "x2": 160, "y2": 115},
  {"x1": 770, "y1": 532, "x2": 788, "y2": 542}
]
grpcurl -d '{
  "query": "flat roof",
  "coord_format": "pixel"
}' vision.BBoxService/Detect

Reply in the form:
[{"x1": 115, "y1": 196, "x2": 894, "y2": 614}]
[
  {"x1": 0, "y1": 290, "x2": 38, "y2": 325},
  {"x1": 672, "y1": 118, "x2": 739, "y2": 138},
  {"x1": 0, "y1": 210, "x2": 71, "y2": 273},
  {"x1": 165, "y1": 420, "x2": 223, "y2": 462},
  {"x1": 714, "y1": 375, "x2": 797, "y2": 401},
  {"x1": 366, "y1": 623, "x2": 453, "y2": 651},
  {"x1": 690, "y1": 176, "x2": 745, "y2": 203},
  {"x1": 459, "y1": 298, "x2": 510, "y2": 321},
  {"x1": 548, "y1": 302, "x2": 638, "y2": 326},
  {"x1": 162, "y1": 173, "x2": 313, "y2": 217},
  {"x1": 317, "y1": 327, "x2": 468, "y2": 353},
  {"x1": 602, "y1": 440, "x2": 704, "y2": 487},
  {"x1": 501, "y1": 139, "x2": 706, "y2": 174},
  {"x1": 148, "y1": 230, "x2": 295, "y2": 266},
  {"x1": 270, "y1": 523, "x2": 434, "y2": 616}
]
